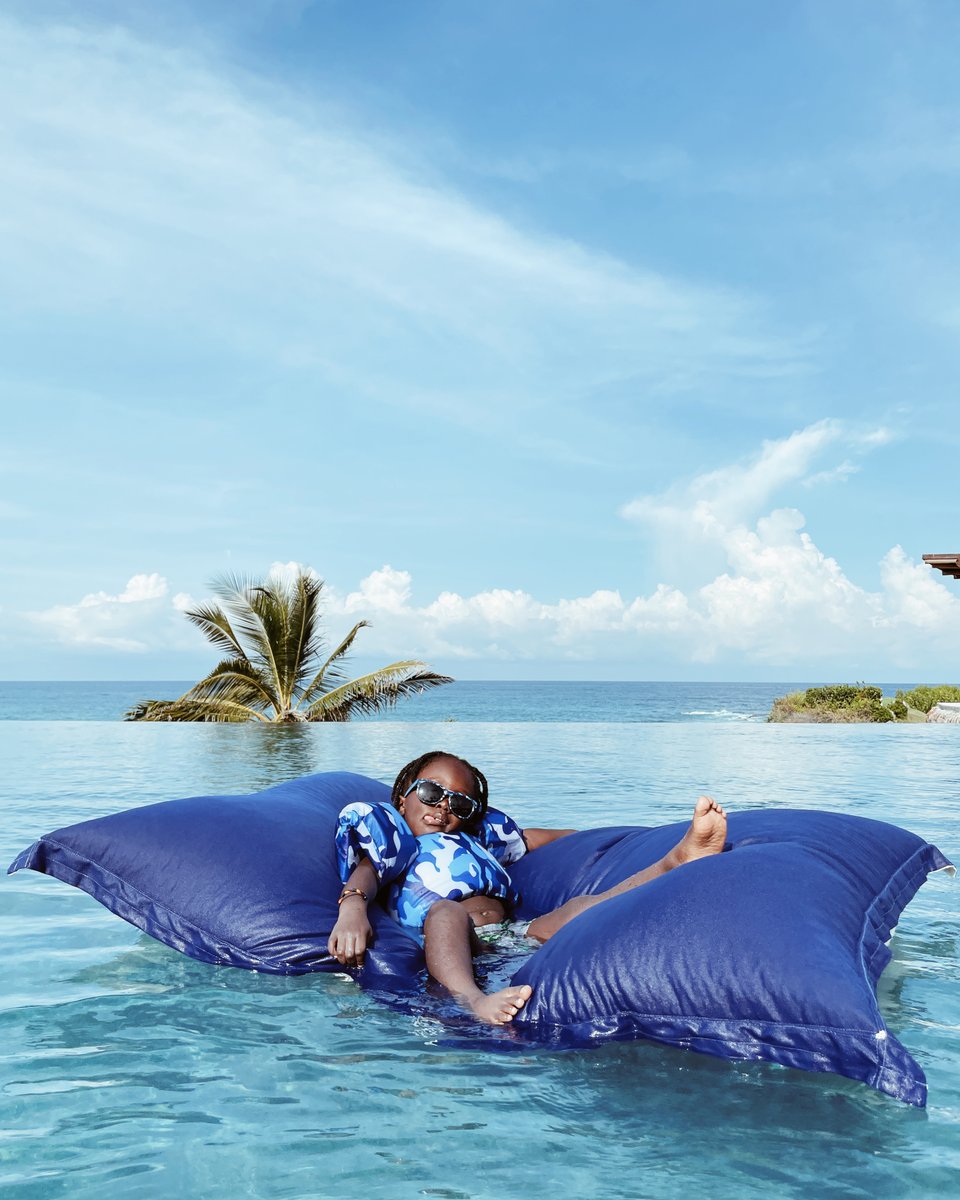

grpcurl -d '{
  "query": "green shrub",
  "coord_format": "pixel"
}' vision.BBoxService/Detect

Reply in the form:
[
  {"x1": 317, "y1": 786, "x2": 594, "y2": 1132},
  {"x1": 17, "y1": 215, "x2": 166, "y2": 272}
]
[
  {"x1": 888, "y1": 697, "x2": 908, "y2": 720},
  {"x1": 898, "y1": 685, "x2": 960, "y2": 714},
  {"x1": 768, "y1": 693, "x2": 807, "y2": 722},
  {"x1": 801, "y1": 684, "x2": 883, "y2": 709},
  {"x1": 768, "y1": 683, "x2": 895, "y2": 723}
]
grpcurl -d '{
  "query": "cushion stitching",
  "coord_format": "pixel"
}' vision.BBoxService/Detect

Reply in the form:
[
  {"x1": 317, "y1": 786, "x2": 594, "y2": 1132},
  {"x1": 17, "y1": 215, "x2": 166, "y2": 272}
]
[
  {"x1": 855, "y1": 844, "x2": 932, "y2": 1087},
  {"x1": 525, "y1": 1009, "x2": 885, "y2": 1037}
]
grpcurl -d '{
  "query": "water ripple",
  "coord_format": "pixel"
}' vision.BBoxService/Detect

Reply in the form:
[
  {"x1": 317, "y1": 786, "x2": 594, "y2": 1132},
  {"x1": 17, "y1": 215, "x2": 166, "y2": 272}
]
[{"x1": 0, "y1": 720, "x2": 957, "y2": 1200}]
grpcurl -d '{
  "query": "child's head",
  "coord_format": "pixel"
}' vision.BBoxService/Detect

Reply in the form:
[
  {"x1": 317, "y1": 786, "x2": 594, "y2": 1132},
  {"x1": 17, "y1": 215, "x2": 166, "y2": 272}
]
[{"x1": 391, "y1": 751, "x2": 489, "y2": 833}]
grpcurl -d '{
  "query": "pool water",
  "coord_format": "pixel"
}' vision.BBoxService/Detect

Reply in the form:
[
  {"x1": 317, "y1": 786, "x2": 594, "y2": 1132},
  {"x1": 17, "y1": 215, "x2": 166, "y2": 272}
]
[{"x1": 1, "y1": 720, "x2": 958, "y2": 1198}]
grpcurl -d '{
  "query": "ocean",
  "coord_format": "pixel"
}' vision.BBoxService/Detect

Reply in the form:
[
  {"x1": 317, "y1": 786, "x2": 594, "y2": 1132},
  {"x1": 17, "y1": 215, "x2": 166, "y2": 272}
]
[
  {"x1": 1, "y1": 682, "x2": 957, "y2": 1198},
  {"x1": 0, "y1": 678, "x2": 923, "y2": 723}
]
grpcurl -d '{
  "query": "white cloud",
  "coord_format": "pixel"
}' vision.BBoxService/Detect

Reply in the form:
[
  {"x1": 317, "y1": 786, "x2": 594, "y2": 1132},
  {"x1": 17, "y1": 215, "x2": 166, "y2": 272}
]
[
  {"x1": 624, "y1": 584, "x2": 696, "y2": 634},
  {"x1": 267, "y1": 560, "x2": 321, "y2": 591},
  {"x1": 344, "y1": 566, "x2": 412, "y2": 615},
  {"x1": 692, "y1": 510, "x2": 882, "y2": 662},
  {"x1": 304, "y1": 422, "x2": 955, "y2": 669},
  {"x1": 609, "y1": 421, "x2": 957, "y2": 665},
  {"x1": 878, "y1": 546, "x2": 960, "y2": 632},
  {"x1": 319, "y1": 547, "x2": 959, "y2": 672},
  {"x1": 81, "y1": 573, "x2": 167, "y2": 605},
  {"x1": 802, "y1": 460, "x2": 859, "y2": 488},
  {"x1": 20, "y1": 539, "x2": 960, "y2": 670},
  {"x1": 621, "y1": 419, "x2": 888, "y2": 533},
  {"x1": 0, "y1": 12, "x2": 803, "y2": 429},
  {"x1": 19, "y1": 424, "x2": 960, "y2": 671},
  {"x1": 26, "y1": 573, "x2": 188, "y2": 651}
]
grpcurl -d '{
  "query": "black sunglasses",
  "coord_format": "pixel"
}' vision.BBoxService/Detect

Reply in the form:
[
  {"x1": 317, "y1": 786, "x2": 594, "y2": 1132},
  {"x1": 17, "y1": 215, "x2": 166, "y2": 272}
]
[{"x1": 403, "y1": 778, "x2": 480, "y2": 822}]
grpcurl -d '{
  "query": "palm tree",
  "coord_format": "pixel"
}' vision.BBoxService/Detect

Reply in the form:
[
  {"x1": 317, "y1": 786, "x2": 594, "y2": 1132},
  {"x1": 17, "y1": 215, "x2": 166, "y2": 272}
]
[{"x1": 125, "y1": 568, "x2": 452, "y2": 722}]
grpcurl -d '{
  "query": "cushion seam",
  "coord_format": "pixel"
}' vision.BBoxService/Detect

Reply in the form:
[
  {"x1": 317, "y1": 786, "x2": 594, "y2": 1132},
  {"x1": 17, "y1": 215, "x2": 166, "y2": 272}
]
[{"x1": 525, "y1": 1009, "x2": 883, "y2": 1037}]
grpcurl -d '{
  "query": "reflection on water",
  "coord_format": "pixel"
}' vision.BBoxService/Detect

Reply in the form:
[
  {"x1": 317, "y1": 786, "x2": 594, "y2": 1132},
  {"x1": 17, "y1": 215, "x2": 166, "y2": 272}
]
[
  {"x1": 1, "y1": 720, "x2": 958, "y2": 1199},
  {"x1": 195, "y1": 723, "x2": 326, "y2": 793}
]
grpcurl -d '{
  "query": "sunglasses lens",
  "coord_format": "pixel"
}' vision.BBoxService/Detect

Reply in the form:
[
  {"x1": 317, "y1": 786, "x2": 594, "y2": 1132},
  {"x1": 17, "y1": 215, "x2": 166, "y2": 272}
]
[
  {"x1": 416, "y1": 781, "x2": 445, "y2": 807},
  {"x1": 449, "y1": 796, "x2": 476, "y2": 820},
  {"x1": 413, "y1": 780, "x2": 477, "y2": 821}
]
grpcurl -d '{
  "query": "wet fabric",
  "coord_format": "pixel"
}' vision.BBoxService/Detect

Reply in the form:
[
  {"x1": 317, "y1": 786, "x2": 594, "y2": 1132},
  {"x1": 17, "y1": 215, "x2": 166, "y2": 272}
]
[{"x1": 8, "y1": 772, "x2": 952, "y2": 1106}]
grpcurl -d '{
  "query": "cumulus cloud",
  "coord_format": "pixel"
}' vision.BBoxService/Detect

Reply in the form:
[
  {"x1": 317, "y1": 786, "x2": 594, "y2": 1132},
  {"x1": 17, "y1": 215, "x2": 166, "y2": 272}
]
[
  {"x1": 878, "y1": 546, "x2": 960, "y2": 632},
  {"x1": 344, "y1": 565, "x2": 412, "y2": 615},
  {"x1": 20, "y1": 423, "x2": 960, "y2": 670},
  {"x1": 611, "y1": 420, "x2": 956, "y2": 665},
  {"x1": 313, "y1": 536, "x2": 960, "y2": 670},
  {"x1": 305, "y1": 421, "x2": 956, "y2": 669},
  {"x1": 20, "y1": 541, "x2": 960, "y2": 670},
  {"x1": 25, "y1": 573, "x2": 188, "y2": 651}
]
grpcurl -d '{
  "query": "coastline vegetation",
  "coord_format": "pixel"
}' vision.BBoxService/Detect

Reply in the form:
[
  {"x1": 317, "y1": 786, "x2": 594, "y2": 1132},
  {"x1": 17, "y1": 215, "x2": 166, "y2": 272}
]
[
  {"x1": 895, "y1": 684, "x2": 960, "y2": 714},
  {"x1": 768, "y1": 683, "x2": 960, "y2": 723},
  {"x1": 125, "y1": 568, "x2": 451, "y2": 722}
]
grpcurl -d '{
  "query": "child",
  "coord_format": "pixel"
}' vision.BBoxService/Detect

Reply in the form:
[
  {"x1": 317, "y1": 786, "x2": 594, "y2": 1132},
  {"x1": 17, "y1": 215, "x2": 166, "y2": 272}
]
[{"x1": 328, "y1": 751, "x2": 727, "y2": 1025}]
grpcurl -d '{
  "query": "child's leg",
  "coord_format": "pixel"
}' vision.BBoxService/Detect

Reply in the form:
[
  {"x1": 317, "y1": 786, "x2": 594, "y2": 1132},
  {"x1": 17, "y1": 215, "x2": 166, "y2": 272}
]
[
  {"x1": 527, "y1": 795, "x2": 727, "y2": 943},
  {"x1": 423, "y1": 899, "x2": 532, "y2": 1025},
  {"x1": 459, "y1": 894, "x2": 507, "y2": 928}
]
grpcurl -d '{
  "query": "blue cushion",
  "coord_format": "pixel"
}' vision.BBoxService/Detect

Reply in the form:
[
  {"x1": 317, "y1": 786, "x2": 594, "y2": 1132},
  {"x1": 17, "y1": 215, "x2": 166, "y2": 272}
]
[
  {"x1": 8, "y1": 773, "x2": 951, "y2": 1105},
  {"x1": 508, "y1": 810, "x2": 952, "y2": 1106},
  {"x1": 8, "y1": 772, "x2": 424, "y2": 984}
]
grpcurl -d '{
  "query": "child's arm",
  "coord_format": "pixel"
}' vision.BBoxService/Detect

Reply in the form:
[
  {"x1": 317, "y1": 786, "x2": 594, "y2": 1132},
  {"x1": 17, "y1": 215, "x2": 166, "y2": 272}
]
[
  {"x1": 523, "y1": 827, "x2": 578, "y2": 852},
  {"x1": 328, "y1": 856, "x2": 379, "y2": 968}
]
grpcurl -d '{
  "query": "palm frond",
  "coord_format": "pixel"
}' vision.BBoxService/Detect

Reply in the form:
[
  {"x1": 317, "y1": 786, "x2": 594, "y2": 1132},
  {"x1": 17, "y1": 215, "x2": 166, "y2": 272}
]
[
  {"x1": 183, "y1": 602, "x2": 245, "y2": 658},
  {"x1": 207, "y1": 573, "x2": 281, "y2": 683},
  {"x1": 181, "y1": 657, "x2": 280, "y2": 714},
  {"x1": 251, "y1": 572, "x2": 324, "y2": 708},
  {"x1": 159, "y1": 564, "x2": 449, "y2": 724},
  {"x1": 210, "y1": 571, "x2": 258, "y2": 607},
  {"x1": 304, "y1": 662, "x2": 452, "y2": 722},
  {"x1": 298, "y1": 619, "x2": 369, "y2": 708},
  {"x1": 247, "y1": 582, "x2": 288, "y2": 697},
  {"x1": 124, "y1": 697, "x2": 265, "y2": 722},
  {"x1": 287, "y1": 573, "x2": 326, "y2": 694}
]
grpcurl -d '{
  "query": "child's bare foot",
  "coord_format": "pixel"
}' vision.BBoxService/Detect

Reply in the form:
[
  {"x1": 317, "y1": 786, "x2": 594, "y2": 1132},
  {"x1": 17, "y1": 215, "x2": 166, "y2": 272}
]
[
  {"x1": 669, "y1": 795, "x2": 727, "y2": 867},
  {"x1": 465, "y1": 984, "x2": 533, "y2": 1025}
]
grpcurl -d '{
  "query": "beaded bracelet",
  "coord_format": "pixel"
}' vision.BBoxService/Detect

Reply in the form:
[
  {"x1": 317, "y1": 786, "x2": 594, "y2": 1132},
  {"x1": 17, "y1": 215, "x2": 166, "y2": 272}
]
[{"x1": 337, "y1": 887, "x2": 367, "y2": 906}]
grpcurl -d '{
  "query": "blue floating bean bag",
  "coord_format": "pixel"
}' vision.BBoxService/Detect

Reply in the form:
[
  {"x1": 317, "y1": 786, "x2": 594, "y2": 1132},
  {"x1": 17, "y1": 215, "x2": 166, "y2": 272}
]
[
  {"x1": 9, "y1": 773, "x2": 420, "y2": 983},
  {"x1": 8, "y1": 771, "x2": 952, "y2": 1106}
]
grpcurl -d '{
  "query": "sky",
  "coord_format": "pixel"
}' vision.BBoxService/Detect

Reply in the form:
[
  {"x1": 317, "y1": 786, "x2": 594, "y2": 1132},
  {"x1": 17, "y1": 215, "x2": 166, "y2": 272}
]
[{"x1": 3, "y1": 0, "x2": 960, "y2": 682}]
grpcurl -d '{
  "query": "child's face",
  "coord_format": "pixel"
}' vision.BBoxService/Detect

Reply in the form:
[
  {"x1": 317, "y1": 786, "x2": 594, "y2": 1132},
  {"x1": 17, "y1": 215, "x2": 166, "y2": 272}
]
[{"x1": 398, "y1": 756, "x2": 478, "y2": 837}]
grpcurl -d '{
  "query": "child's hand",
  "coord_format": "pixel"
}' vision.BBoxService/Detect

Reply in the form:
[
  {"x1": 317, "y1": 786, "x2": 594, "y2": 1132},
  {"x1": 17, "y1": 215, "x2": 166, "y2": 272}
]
[{"x1": 328, "y1": 902, "x2": 373, "y2": 968}]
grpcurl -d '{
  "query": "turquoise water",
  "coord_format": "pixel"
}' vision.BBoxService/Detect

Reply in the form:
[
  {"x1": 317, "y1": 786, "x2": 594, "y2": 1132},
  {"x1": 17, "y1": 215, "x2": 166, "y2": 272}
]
[{"x1": 1, "y1": 719, "x2": 958, "y2": 1198}]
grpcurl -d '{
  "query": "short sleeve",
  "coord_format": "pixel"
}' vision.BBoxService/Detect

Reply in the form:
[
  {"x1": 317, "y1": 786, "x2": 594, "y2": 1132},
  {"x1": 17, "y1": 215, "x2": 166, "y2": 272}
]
[
  {"x1": 336, "y1": 802, "x2": 418, "y2": 886},
  {"x1": 476, "y1": 807, "x2": 527, "y2": 866}
]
